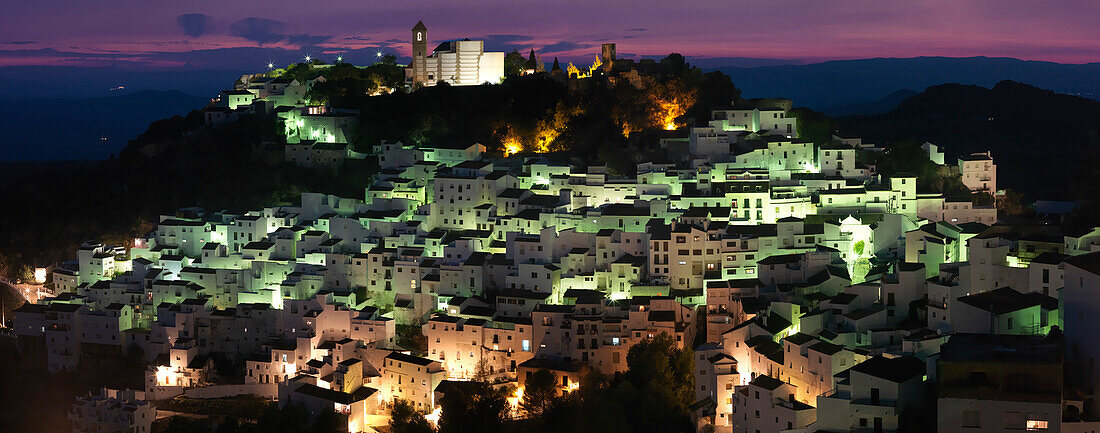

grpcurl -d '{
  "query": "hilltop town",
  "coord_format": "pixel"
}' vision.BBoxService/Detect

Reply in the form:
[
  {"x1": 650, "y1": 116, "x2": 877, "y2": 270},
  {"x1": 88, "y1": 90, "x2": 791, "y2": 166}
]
[{"x1": 6, "y1": 21, "x2": 1100, "y2": 433}]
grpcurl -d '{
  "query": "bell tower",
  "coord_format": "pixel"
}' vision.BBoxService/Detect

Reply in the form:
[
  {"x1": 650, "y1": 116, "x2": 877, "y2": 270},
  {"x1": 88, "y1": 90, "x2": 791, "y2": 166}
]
[{"x1": 411, "y1": 20, "x2": 428, "y2": 84}]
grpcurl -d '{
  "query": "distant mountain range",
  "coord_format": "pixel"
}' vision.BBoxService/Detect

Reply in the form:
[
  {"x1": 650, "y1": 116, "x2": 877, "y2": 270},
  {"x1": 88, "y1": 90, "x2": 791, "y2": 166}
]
[
  {"x1": 821, "y1": 89, "x2": 918, "y2": 117},
  {"x1": 714, "y1": 56, "x2": 1100, "y2": 114},
  {"x1": 0, "y1": 90, "x2": 208, "y2": 161},
  {"x1": 838, "y1": 80, "x2": 1100, "y2": 200},
  {"x1": 0, "y1": 66, "x2": 246, "y2": 100}
]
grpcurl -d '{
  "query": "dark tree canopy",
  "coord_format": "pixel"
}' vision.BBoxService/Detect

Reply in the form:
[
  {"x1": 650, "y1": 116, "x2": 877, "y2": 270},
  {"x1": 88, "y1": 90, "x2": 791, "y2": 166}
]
[
  {"x1": 520, "y1": 368, "x2": 558, "y2": 419},
  {"x1": 391, "y1": 399, "x2": 435, "y2": 433},
  {"x1": 438, "y1": 381, "x2": 510, "y2": 433}
]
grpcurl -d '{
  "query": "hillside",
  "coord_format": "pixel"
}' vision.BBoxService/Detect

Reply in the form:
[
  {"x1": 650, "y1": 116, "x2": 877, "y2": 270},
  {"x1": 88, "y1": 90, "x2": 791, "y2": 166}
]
[
  {"x1": 0, "y1": 90, "x2": 209, "y2": 161},
  {"x1": 0, "y1": 57, "x2": 740, "y2": 280},
  {"x1": 718, "y1": 56, "x2": 1100, "y2": 112},
  {"x1": 823, "y1": 89, "x2": 917, "y2": 116},
  {"x1": 839, "y1": 80, "x2": 1100, "y2": 201}
]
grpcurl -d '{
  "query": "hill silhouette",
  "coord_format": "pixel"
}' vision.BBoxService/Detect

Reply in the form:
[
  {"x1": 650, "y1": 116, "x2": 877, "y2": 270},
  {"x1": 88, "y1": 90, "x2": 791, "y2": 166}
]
[
  {"x1": 823, "y1": 89, "x2": 917, "y2": 116},
  {"x1": 0, "y1": 90, "x2": 208, "y2": 161},
  {"x1": 839, "y1": 80, "x2": 1100, "y2": 200},
  {"x1": 719, "y1": 56, "x2": 1100, "y2": 110}
]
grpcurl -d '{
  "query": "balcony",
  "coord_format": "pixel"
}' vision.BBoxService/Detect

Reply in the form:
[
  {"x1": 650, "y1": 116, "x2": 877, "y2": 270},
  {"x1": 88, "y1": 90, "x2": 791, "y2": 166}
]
[
  {"x1": 708, "y1": 315, "x2": 732, "y2": 325},
  {"x1": 819, "y1": 387, "x2": 851, "y2": 400},
  {"x1": 852, "y1": 397, "x2": 897, "y2": 408}
]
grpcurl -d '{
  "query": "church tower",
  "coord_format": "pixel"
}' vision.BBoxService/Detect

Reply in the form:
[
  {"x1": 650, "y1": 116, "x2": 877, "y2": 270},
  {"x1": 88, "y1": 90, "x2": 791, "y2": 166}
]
[{"x1": 410, "y1": 21, "x2": 428, "y2": 84}]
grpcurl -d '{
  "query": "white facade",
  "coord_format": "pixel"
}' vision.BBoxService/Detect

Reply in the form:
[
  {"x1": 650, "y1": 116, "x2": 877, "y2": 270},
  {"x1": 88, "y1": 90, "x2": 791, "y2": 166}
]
[
  {"x1": 407, "y1": 21, "x2": 504, "y2": 87},
  {"x1": 958, "y1": 151, "x2": 997, "y2": 193}
]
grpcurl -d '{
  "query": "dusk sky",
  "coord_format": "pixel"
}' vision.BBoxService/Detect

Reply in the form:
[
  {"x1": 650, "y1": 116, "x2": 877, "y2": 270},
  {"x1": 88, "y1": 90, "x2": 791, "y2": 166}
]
[{"x1": 3, "y1": 0, "x2": 1100, "y2": 70}]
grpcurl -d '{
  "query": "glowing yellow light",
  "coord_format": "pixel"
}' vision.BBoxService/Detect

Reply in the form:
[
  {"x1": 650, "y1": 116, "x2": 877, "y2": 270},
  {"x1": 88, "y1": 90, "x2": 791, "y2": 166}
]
[
  {"x1": 507, "y1": 386, "x2": 524, "y2": 415},
  {"x1": 34, "y1": 268, "x2": 47, "y2": 284},
  {"x1": 267, "y1": 63, "x2": 274, "y2": 69},
  {"x1": 566, "y1": 56, "x2": 602, "y2": 79},
  {"x1": 425, "y1": 407, "x2": 442, "y2": 426},
  {"x1": 651, "y1": 81, "x2": 695, "y2": 131},
  {"x1": 156, "y1": 366, "x2": 178, "y2": 386},
  {"x1": 502, "y1": 127, "x2": 524, "y2": 157},
  {"x1": 305, "y1": 56, "x2": 311, "y2": 62}
]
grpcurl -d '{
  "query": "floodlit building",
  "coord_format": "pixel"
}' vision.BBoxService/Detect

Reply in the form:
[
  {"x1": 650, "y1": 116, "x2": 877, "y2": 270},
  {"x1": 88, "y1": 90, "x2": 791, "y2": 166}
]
[
  {"x1": 815, "y1": 356, "x2": 928, "y2": 433},
  {"x1": 12, "y1": 71, "x2": 1034, "y2": 433},
  {"x1": 381, "y1": 351, "x2": 447, "y2": 411},
  {"x1": 937, "y1": 333, "x2": 1063, "y2": 433},
  {"x1": 69, "y1": 388, "x2": 153, "y2": 433},
  {"x1": 958, "y1": 151, "x2": 997, "y2": 193},
  {"x1": 735, "y1": 375, "x2": 815, "y2": 433},
  {"x1": 406, "y1": 21, "x2": 504, "y2": 87}
]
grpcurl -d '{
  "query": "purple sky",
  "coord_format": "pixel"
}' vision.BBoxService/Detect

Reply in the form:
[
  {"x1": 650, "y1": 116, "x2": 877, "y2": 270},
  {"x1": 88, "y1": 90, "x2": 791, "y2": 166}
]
[{"x1": 2, "y1": 0, "x2": 1099, "y2": 69}]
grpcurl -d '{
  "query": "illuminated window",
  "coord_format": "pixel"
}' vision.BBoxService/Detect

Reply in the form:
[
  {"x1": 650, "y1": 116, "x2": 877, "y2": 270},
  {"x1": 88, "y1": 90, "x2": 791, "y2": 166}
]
[{"x1": 1026, "y1": 420, "x2": 1048, "y2": 431}]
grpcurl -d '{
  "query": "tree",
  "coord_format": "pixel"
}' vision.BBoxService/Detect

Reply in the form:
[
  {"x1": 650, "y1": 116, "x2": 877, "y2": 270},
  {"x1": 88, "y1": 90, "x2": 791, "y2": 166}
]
[
  {"x1": 659, "y1": 53, "x2": 688, "y2": 77},
  {"x1": 520, "y1": 368, "x2": 558, "y2": 419},
  {"x1": 617, "y1": 332, "x2": 697, "y2": 433},
  {"x1": 391, "y1": 399, "x2": 435, "y2": 433},
  {"x1": 312, "y1": 408, "x2": 343, "y2": 433},
  {"x1": 997, "y1": 189, "x2": 1030, "y2": 217},
  {"x1": 396, "y1": 323, "x2": 428, "y2": 357},
  {"x1": 504, "y1": 49, "x2": 526, "y2": 77},
  {"x1": 378, "y1": 53, "x2": 398, "y2": 65},
  {"x1": 792, "y1": 108, "x2": 836, "y2": 146},
  {"x1": 625, "y1": 333, "x2": 694, "y2": 405},
  {"x1": 215, "y1": 416, "x2": 243, "y2": 433},
  {"x1": 438, "y1": 381, "x2": 509, "y2": 433},
  {"x1": 474, "y1": 355, "x2": 492, "y2": 381},
  {"x1": 162, "y1": 416, "x2": 211, "y2": 433},
  {"x1": 973, "y1": 191, "x2": 995, "y2": 207}
]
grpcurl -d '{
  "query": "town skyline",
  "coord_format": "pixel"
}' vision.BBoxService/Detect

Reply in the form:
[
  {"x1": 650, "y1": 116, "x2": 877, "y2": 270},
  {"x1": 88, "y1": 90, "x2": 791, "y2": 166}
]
[
  {"x1": 3, "y1": 1, "x2": 1100, "y2": 69},
  {"x1": 3, "y1": 4, "x2": 1100, "y2": 433}
]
